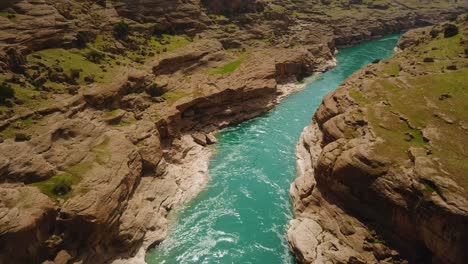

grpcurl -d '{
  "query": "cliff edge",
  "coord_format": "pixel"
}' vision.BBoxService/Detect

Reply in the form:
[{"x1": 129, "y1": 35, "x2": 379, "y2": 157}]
[{"x1": 289, "y1": 18, "x2": 468, "y2": 264}]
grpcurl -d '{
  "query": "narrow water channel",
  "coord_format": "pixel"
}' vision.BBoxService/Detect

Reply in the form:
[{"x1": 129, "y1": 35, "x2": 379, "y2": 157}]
[{"x1": 146, "y1": 34, "x2": 401, "y2": 264}]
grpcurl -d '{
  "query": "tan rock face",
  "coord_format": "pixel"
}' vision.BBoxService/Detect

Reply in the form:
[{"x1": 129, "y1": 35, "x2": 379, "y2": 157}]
[
  {"x1": 0, "y1": 0, "x2": 71, "y2": 52},
  {"x1": 290, "y1": 20, "x2": 468, "y2": 264},
  {"x1": 0, "y1": 185, "x2": 57, "y2": 264},
  {"x1": 202, "y1": 0, "x2": 264, "y2": 14},
  {"x1": 0, "y1": 0, "x2": 466, "y2": 263},
  {"x1": 0, "y1": 29, "x2": 328, "y2": 263},
  {"x1": 115, "y1": 0, "x2": 210, "y2": 34}
]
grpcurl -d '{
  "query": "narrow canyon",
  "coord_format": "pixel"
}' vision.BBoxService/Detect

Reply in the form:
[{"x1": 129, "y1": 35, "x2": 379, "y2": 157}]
[{"x1": 0, "y1": 1, "x2": 466, "y2": 264}]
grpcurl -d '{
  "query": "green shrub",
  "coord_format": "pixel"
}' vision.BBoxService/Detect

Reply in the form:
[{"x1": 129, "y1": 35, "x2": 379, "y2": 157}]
[
  {"x1": 70, "y1": 68, "x2": 81, "y2": 80},
  {"x1": 86, "y1": 50, "x2": 105, "y2": 63},
  {"x1": 0, "y1": 82, "x2": 15, "y2": 103},
  {"x1": 114, "y1": 21, "x2": 130, "y2": 40},
  {"x1": 52, "y1": 179, "x2": 72, "y2": 196},
  {"x1": 147, "y1": 83, "x2": 165, "y2": 97}
]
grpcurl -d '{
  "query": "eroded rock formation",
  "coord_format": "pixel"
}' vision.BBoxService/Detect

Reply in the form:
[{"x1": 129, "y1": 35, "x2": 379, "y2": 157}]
[
  {"x1": 0, "y1": 0, "x2": 467, "y2": 263},
  {"x1": 289, "y1": 19, "x2": 468, "y2": 264}
]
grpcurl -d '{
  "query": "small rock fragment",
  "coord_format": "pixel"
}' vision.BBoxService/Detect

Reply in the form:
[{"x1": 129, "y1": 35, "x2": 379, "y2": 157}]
[
  {"x1": 206, "y1": 133, "x2": 218, "y2": 145},
  {"x1": 192, "y1": 133, "x2": 207, "y2": 146},
  {"x1": 444, "y1": 24, "x2": 459, "y2": 38}
]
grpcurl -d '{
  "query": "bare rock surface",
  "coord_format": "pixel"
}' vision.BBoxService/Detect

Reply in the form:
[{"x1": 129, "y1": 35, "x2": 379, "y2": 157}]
[
  {"x1": 0, "y1": 184, "x2": 57, "y2": 264},
  {"x1": 0, "y1": 0, "x2": 467, "y2": 263}
]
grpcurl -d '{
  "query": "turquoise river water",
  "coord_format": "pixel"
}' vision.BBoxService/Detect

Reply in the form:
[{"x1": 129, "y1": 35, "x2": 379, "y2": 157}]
[{"x1": 146, "y1": 34, "x2": 401, "y2": 264}]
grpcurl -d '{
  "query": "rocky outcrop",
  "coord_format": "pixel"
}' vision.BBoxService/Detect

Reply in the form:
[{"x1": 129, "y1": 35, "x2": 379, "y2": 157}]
[
  {"x1": 153, "y1": 43, "x2": 334, "y2": 139},
  {"x1": 0, "y1": 0, "x2": 71, "y2": 52},
  {"x1": 0, "y1": 185, "x2": 57, "y2": 264},
  {"x1": 0, "y1": 20, "x2": 334, "y2": 264},
  {"x1": 289, "y1": 20, "x2": 468, "y2": 264},
  {"x1": 290, "y1": 123, "x2": 406, "y2": 264},
  {"x1": 202, "y1": 0, "x2": 265, "y2": 15},
  {"x1": 114, "y1": 0, "x2": 211, "y2": 34}
]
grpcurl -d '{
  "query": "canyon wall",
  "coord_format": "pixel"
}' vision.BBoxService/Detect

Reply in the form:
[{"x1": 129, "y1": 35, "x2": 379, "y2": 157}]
[
  {"x1": 0, "y1": 0, "x2": 467, "y2": 263},
  {"x1": 289, "y1": 19, "x2": 468, "y2": 264}
]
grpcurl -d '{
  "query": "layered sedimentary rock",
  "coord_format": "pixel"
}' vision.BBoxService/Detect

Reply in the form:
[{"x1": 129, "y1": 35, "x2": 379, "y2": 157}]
[
  {"x1": 114, "y1": 0, "x2": 211, "y2": 34},
  {"x1": 0, "y1": 28, "x2": 330, "y2": 264},
  {"x1": 0, "y1": 0, "x2": 71, "y2": 52},
  {"x1": 0, "y1": 0, "x2": 467, "y2": 263},
  {"x1": 289, "y1": 20, "x2": 468, "y2": 264}
]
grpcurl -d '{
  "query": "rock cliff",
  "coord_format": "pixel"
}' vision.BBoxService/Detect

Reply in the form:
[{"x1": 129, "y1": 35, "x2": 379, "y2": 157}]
[
  {"x1": 0, "y1": 0, "x2": 467, "y2": 263},
  {"x1": 289, "y1": 19, "x2": 468, "y2": 264}
]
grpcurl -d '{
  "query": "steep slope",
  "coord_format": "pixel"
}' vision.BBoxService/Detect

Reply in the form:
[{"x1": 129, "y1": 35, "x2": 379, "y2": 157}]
[
  {"x1": 0, "y1": 0, "x2": 467, "y2": 263},
  {"x1": 289, "y1": 18, "x2": 468, "y2": 264}
]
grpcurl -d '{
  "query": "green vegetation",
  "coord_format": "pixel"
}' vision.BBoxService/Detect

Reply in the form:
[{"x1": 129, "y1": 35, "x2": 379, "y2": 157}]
[
  {"x1": 210, "y1": 60, "x2": 242, "y2": 75},
  {"x1": 103, "y1": 109, "x2": 124, "y2": 119},
  {"x1": 31, "y1": 161, "x2": 93, "y2": 200},
  {"x1": 0, "y1": 116, "x2": 36, "y2": 139},
  {"x1": 114, "y1": 21, "x2": 130, "y2": 40},
  {"x1": 209, "y1": 14, "x2": 229, "y2": 23},
  {"x1": 147, "y1": 83, "x2": 165, "y2": 97},
  {"x1": 0, "y1": 11, "x2": 18, "y2": 22},
  {"x1": 382, "y1": 61, "x2": 401, "y2": 76},
  {"x1": 122, "y1": 34, "x2": 192, "y2": 63},
  {"x1": 0, "y1": 82, "x2": 15, "y2": 104},
  {"x1": 31, "y1": 136, "x2": 111, "y2": 199},
  {"x1": 69, "y1": 68, "x2": 81, "y2": 81},
  {"x1": 349, "y1": 21, "x2": 468, "y2": 195},
  {"x1": 269, "y1": 4, "x2": 286, "y2": 13},
  {"x1": 162, "y1": 90, "x2": 190, "y2": 104},
  {"x1": 85, "y1": 50, "x2": 106, "y2": 63},
  {"x1": 93, "y1": 136, "x2": 111, "y2": 164},
  {"x1": 27, "y1": 48, "x2": 113, "y2": 86},
  {"x1": 0, "y1": 74, "x2": 48, "y2": 117},
  {"x1": 422, "y1": 181, "x2": 436, "y2": 194},
  {"x1": 349, "y1": 89, "x2": 369, "y2": 104}
]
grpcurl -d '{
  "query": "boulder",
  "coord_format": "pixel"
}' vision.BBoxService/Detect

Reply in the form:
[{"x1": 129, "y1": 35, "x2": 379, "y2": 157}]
[
  {"x1": 444, "y1": 24, "x2": 459, "y2": 38},
  {"x1": 138, "y1": 135, "x2": 163, "y2": 170},
  {"x1": 0, "y1": 185, "x2": 57, "y2": 264},
  {"x1": 206, "y1": 133, "x2": 218, "y2": 144},
  {"x1": 192, "y1": 132, "x2": 207, "y2": 146}
]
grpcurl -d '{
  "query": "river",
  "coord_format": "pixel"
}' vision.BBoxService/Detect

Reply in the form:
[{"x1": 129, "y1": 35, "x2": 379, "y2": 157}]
[{"x1": 146, "y1": 34, "x2": 401, "y2": 264}]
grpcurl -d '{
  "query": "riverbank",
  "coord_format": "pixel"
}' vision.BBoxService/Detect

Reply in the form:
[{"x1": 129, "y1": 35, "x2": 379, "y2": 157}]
[
  {"x1": 116, "y1": 67, "x2": 327, "y2": 264},
  {"x1": 291, "y1": 20, "x2": 468, "y2": 264},
  {"x1": 1, "y1": 1, "x2": 466, "y2": 262},
  {"x1": 286, "y1": 34, "x2": 406, "y2": 263},
  {"x1": 145, "y1": 35, "x2": 401, "y2": 263}
]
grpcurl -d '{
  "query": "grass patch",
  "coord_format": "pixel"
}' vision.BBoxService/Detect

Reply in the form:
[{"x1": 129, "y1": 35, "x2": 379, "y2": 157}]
[
  {"x1": 1, "y1": 116, "x2": 36, "y2": 139},
  {"x1": 124, "y1": 34, "x2": 192, "y2": 63},
  {"x1": 103, "y1": 109, "x2": 124, "y2": 119},
  {"x1": 31, "y1": 136, "x2": 111, "y2": 200},
  {"x1": 361, "y1": 22, "x2": 468, "y2": 195},
  {"x1": 210, "y1": 60, "x2": 242, "y2": 75},
  {"x1": 92, "y1": 136, "x2": 111, "y2": 164},
  {"x1": 0, "y1": 11, "x2": 19, "y2": 22},
  {"x1": 31, "y1": 161, "x2": 93, "y2": 200},
  {"x1": 0, "y1": 75, "x2": 50, "y2": 118},
  {"x1": 27, "y1": 48, "x2": 114, "y2": 85},
  {"x1": 162, "y1": 91, "x2": 190, "y2": 104},
  {"x1": 349, "y1": 89, "x2": 369, "y2": 105},
  {"x1": 383, "y1": 62, "x2": 401, "y2": 76}
]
